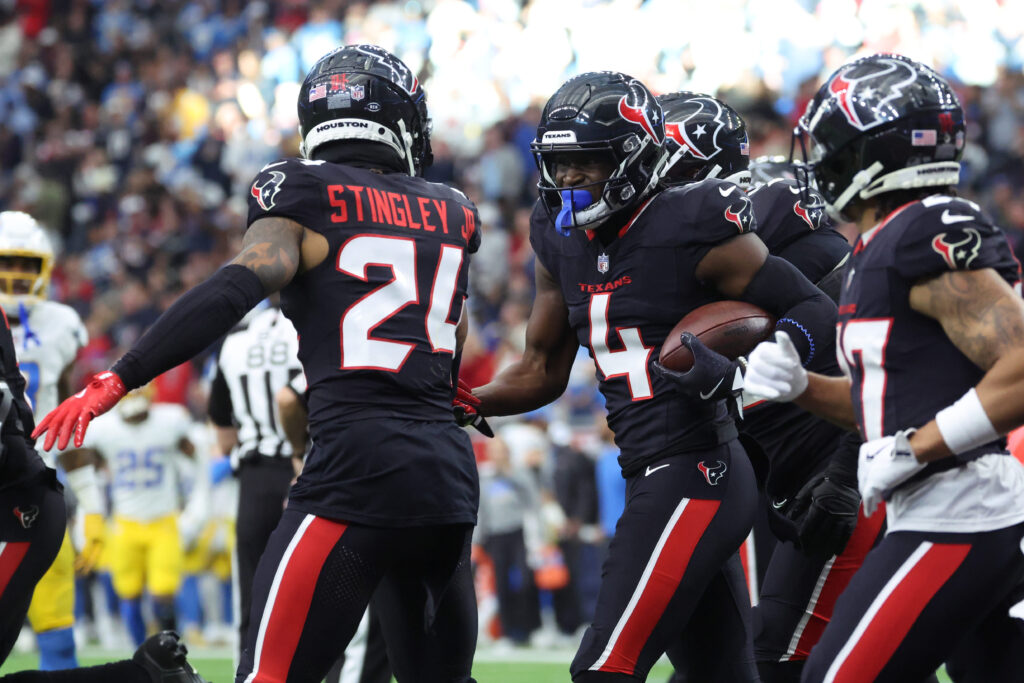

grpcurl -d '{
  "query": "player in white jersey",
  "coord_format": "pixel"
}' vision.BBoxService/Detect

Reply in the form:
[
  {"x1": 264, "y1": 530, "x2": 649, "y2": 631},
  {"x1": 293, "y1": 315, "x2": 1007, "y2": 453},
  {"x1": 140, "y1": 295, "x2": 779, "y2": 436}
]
[
  {"x1": 79, "y1": 385, "x2": 195, "y2": 646},
  {"x1": 0, "y1": 211, "x2": 94, "y2": 670}
]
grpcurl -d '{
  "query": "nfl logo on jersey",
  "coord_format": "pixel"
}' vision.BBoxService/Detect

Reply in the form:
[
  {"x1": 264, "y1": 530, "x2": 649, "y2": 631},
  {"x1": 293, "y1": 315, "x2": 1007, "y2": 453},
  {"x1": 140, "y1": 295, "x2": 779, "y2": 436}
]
[{"x1": 597, "y1": 253, "x2": 610, "y2": 273}]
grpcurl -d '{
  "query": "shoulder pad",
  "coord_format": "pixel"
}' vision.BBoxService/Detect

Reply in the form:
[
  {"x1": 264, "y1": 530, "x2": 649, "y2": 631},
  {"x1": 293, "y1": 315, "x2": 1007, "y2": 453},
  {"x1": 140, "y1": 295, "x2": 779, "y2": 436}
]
[
  {"x1": 750, "y1": 179, "x2": 830, "y2": 252},
  {"x1": 668, "y1": 178, "x2": 756, "y2": 242},
  {"x1": 246, "y1": 158, "x2": 323, "y2": 227},
  {"x1": 893, "y1": 196, "x2": 1011, "y2": 280}
]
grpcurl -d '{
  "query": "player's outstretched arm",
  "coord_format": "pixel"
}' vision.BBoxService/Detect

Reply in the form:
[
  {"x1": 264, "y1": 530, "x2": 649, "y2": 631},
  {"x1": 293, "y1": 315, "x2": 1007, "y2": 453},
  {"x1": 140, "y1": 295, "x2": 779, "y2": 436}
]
[
  {"x1": 906, "y1": 267, "x2": 1024, "y2": 462},
  {"x1": 33, "y1": 217, "x2": 305, "y2": 451},
  {"x1": 471, "y1": 262, "x2": 579, "y2": 416}
]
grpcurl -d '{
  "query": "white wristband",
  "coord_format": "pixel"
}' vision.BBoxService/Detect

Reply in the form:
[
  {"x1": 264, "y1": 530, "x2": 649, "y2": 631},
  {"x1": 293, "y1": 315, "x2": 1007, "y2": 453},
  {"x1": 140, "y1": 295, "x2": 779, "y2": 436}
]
[
  {"x1": 65, "y1": 464, "x2": 104, "y2": 515},
  {"x1": 934, "y1": 388, "x2": 999, "y2": 456}
]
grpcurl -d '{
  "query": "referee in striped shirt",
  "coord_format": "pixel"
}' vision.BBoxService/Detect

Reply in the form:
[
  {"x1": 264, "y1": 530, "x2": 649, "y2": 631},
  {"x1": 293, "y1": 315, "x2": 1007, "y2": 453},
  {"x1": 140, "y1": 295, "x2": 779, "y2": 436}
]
[{"x1": 207, "y1": 306, "x2": 302, "y2": 658}]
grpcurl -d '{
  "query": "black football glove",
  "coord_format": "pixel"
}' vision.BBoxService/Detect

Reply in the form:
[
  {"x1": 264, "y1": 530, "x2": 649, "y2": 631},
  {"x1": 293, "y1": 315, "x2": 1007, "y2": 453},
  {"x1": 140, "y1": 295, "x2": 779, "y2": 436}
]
[
  {"x1": 787, "y1": 470, "x2": 861, "y2": 560},
  {"x1": 653, "y1": 333, "x2": 745, "y2": 414},
  {"x1": 453, "y1": 379, "x2": 494, "y2": 438}
]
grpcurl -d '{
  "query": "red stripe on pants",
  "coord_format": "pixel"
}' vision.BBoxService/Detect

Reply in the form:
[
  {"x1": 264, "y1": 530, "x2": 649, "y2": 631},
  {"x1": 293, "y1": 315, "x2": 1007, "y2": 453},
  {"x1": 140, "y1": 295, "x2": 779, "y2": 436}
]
[
  {"x1": 792, "y1": 502, "x2": 887, "y2": 658},
  {"x1": 253, "y1": 517, "x2": 347, "y2": 682},
  {"x1": 600, "y1": 499, "x2": 720, "y2": 674},
  {"x1": 833, "y1": 542, "x2": 970, "y2": 683},
  {"x1": 0, "y1": 542, "x2": 29, "y2": 596}
]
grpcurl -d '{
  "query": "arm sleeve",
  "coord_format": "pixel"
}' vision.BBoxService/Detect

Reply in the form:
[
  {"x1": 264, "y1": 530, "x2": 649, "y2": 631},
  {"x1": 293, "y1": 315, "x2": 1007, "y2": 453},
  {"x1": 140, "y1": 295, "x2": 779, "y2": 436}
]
[
  {"x1": 740, "y1": 255, "x2": 839, "y2": 367},
  {"x1": 112, "y1": 265, "x2": 266, "y2": 391},
  {"x1": 207, "y1": 366, "x2": 234, "y2": 428}
]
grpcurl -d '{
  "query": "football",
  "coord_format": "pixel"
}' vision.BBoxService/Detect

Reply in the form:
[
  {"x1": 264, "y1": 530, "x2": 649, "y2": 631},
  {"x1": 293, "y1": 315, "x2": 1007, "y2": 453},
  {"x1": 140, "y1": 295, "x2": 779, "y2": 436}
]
[{"x1": 658, "y1": 301, "x2": 776, "y2": 372}]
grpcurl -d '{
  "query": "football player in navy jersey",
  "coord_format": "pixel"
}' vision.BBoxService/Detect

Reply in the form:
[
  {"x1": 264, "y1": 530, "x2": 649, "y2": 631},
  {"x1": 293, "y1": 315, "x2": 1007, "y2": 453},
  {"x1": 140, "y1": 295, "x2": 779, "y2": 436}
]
[
  {"x1": 460, "y1": 72, "x2": 837, "y2": 682},
  {"x1": 34, "y1": 45, "x2": 482, "y2": 683},
  {"x1": 656, "y1": 92, "x2": 899, "y2": 683},
  {"x1": 745, "y1": 53, "x2": 1024, "y2": 682},
  {"x1": 0, "y1": 295, "x2": 207, "y2": 681}
]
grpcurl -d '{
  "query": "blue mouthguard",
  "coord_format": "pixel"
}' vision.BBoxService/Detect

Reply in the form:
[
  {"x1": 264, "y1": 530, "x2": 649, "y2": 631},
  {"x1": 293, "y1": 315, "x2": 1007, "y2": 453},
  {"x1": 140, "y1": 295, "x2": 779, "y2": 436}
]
[{"x1": 555, "y1": 189, "x2": 594, "y2": 236}]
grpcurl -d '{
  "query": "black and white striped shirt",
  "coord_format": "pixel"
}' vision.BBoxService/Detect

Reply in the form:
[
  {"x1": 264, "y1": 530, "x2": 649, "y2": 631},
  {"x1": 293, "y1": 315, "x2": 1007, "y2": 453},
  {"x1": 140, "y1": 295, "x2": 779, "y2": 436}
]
[{"x1": 208, "y1": 308, "x2": 303, "y2": 466}]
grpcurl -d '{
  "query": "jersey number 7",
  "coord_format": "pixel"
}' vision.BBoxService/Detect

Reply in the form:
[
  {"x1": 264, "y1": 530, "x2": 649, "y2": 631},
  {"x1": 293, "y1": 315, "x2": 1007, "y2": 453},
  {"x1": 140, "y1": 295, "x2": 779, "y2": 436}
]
[{"x1": 338, "y1": 234, "x2": 464, "y2": 372}]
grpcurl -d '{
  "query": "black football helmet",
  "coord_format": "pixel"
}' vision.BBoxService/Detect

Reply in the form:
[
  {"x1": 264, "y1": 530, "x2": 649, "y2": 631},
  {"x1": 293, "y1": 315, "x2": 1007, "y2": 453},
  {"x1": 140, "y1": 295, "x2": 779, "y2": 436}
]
[
  {"x1": 748, "y1": 155, "x2": 798, "y2": 188},
  {"x1": 657, "y1": 92, "x2": 750, "y2": 188},
  {"x1": 531, "y1": 72, "x2": 666, "y2": 232},
  {"x1": 297, "y1": 44, "x2": 432, "y2": 175},
  {"x1": 797, "y1": 53, "x2": 964, "y2": 220}
]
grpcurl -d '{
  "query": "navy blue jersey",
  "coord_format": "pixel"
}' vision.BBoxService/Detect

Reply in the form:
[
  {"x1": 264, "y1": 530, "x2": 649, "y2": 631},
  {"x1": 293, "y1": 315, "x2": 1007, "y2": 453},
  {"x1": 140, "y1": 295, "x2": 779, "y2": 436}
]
[
  {"x1": 838, "y1": 196, "x2": 1021, "y2": 452},
  {"x1": 530, "y1": 178, "x2": 757, "y2": 473},
  {"x1": 246, "y1": 159, "x2": 481, "y2": 437},
  {"x1": 750, "y1": 178, "x2": 851, "y2": 289},
  {"x1": 742, "y1": 181, "x2": 851, "y2": 497},
  {"x1": 0, "y1": 309, "x2": 44, "y2": 491}
]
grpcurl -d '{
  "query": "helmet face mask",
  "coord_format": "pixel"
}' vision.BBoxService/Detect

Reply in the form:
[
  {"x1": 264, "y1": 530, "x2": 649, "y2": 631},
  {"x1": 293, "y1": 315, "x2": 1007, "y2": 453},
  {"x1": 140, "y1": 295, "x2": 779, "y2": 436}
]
[
  {"x1": 297, "y1": 45, "x2": 432, "y2": 176},
  {"x1": 797, "y1": 53, "x2": 965, "y2": 221},
  {"x1": 0, "y1": 212, "x2": 53, "y2": 316},
  {"x1": 658, "y1": 92, "x2": 750, "y2": 189},
  {"x1": 532, "y1": 72, "x2": 667, "y2": 232}
]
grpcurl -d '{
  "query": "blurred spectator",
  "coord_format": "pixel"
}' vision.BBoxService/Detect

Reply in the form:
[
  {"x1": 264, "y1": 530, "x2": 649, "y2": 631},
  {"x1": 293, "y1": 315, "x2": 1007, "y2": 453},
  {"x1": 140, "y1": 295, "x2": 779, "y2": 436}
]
[{"x1": 475, "y1": 437, "x2": 543, "y2": 645}]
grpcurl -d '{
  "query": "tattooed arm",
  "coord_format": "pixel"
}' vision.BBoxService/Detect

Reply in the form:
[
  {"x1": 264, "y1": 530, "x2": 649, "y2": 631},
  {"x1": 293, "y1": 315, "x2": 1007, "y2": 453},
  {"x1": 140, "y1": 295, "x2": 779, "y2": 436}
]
[
  {"x1": 231, "y1": 217, "x2": 305, "y2": 292},
  {"x1": 103, "y1": 218, "x2": 311, "y2": 392},
  {"x1": 906, "y1": 267, "x2": 1024, "y2": 461}
]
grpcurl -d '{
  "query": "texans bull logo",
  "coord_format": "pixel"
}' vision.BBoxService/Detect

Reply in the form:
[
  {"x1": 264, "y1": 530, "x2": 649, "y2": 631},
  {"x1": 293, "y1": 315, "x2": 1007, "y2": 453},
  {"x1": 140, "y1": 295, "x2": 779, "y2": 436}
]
[
  {"x1": 14, "y1": 504, "x2": 39, "y2": 529},
  {"x1": 793, "y1": 198, "x2": 826, "y2": 230},
  {"x1": 724, "y1": 195, "x2": 753, "y2": 232},
  {"x1": 698, "y1": 460, "x2": 727, "y2": 486},
  {"x1": 354, "y1": 44, "x2": 419, "y2": 95},
  {"x1": 618, "y1": 80, "x2": 662, "y2": 142},
  {"x1": 251, "y1": 171, "x2": 286, "y2": 212},
  {"x1": 663, "y1": 96, "x2": 731, "y2": 162},
  {"x1": 821, "y1": 57, "x2": 918, "y2": 132},
  {"x1": 931, "y1": 228, "x2": 982, "y2": 270}
]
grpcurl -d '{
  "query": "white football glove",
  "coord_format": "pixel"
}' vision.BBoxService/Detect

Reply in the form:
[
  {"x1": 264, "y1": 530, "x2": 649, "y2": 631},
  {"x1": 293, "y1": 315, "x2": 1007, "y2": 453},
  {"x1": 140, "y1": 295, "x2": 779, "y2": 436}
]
[
  {"x1": 857, "y1": 429, "x2": 925, "y2": 515},
  {"x1": 743, "y1": 331, "x2": 808, "y2": 402}
]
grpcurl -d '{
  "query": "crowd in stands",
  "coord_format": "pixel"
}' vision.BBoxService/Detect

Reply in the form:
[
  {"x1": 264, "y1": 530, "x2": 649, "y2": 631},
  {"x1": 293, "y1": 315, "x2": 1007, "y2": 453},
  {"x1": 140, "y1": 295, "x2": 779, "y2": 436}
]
[{"x1": 2, "y1": 0, "x2": 1024, "y2": 646}]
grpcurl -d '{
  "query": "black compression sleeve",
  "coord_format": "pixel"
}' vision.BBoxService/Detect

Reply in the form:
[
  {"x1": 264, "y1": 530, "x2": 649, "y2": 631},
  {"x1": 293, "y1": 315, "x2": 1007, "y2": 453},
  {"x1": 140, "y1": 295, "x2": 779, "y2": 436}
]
[
  {"x1": 207, "y1": 367, "x2": 235, "y2": 427},
  {"x1": 825, "y1": 431, "x2": 861, "y2": 488},
  {"x1": 740, "y1": 255, "x2": 838, "y2": 367},
  {"x1": 112, "y1": 265, "x2": 266, "y2": 390}
]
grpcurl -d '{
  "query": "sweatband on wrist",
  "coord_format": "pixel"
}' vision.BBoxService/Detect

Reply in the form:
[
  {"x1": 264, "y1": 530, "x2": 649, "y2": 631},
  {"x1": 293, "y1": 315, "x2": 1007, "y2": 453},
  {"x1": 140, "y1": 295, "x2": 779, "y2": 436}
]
[
  {"x1": 112, "y1": 265, "x2": 266, "y2": 390},
  {"x1": 935, "y1": 388, "x2": 999, "y2": 456},
  {"x1": 740, "y1": 255, "x2": 838, "y2": 367},
  {"x1": 65, "y1": 464, "x2": 104, "y2": 515}
]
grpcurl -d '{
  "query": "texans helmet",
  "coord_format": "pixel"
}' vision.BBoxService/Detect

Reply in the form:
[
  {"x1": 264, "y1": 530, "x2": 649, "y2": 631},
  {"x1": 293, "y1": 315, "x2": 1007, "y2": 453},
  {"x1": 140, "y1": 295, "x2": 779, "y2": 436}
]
[
  {"x1": 298, "y1": 44, "x2": 432, "y2": 176},
  {"x1": 748, "y1": 155, "x2": 799, "y2": 188},
  {"x1": 531, "y1": 72, "x2": 666, "y2": 232},
  {"x1": 797, "y1": 53, "x2": 964, "y2": 220},
  {"x1": 658, "y1": 92, "x2": 750, "y2": 188}
]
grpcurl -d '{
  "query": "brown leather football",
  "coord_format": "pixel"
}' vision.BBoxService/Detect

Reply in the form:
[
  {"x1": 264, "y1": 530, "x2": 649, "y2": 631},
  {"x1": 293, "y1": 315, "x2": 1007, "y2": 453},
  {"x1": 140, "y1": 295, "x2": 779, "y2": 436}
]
[{"x1": 659, "y1": 301, "x2": 776, "y2": 372}]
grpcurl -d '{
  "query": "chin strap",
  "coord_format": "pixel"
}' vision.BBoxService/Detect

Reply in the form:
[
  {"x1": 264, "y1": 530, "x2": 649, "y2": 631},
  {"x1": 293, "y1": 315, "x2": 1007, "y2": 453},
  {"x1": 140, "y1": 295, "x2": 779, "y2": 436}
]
[{"x1": 829, "y1": 161, "x2": 884, "y2": 221}]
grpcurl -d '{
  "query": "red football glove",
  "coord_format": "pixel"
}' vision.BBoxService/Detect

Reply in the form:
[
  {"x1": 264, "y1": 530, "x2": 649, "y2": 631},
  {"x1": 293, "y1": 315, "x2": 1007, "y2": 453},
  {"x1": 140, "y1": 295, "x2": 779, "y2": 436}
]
[
  {"x1": 32, "y1": 371, "x2": 127, "y2": 451},
  {"x1": 453, "y1": 379, "x2": 493, "y2": 438}
]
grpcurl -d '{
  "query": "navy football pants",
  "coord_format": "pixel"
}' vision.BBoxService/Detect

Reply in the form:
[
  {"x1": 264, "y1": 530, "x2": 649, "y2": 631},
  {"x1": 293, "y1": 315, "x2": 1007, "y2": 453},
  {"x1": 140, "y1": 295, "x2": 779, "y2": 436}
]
[
  {"x1": 570, "y1": 440, "x2": 759, "y2": 682},
  {"x1": 754, "y1": 502, "x2": 886, "y2": 682},
  {"x1": 802, "y1": 522, "x2": 1024, "y2": 683},
  {"x1": 0, "y1": 471, "x2": 65, "y2": 666},
  {"x1": 235, "y1": 510, "x2": 475, "y2": 683}
]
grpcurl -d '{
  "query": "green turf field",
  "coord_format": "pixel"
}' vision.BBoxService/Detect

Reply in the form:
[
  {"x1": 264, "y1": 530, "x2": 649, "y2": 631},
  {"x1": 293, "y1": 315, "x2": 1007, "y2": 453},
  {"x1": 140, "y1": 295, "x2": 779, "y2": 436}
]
[
  {"x1": 0, "y1": 649, "x2": 956, "y2": 682},
  {"x1": 0, "y1": 650, "x2": 958, "y2": 682},
  {"x1": 0, "y1": 650, "x2": 677, "y2": 683}
]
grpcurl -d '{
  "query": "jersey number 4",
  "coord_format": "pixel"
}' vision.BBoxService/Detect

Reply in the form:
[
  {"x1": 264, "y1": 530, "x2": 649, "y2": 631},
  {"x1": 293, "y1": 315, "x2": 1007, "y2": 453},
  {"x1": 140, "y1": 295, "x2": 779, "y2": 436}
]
[
  {"x1": 589, "y1": 293, "x2": 654, "y2": 400},
  {"x1": 338, "y1": 235, "x2": 463, "y2": 371}
]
